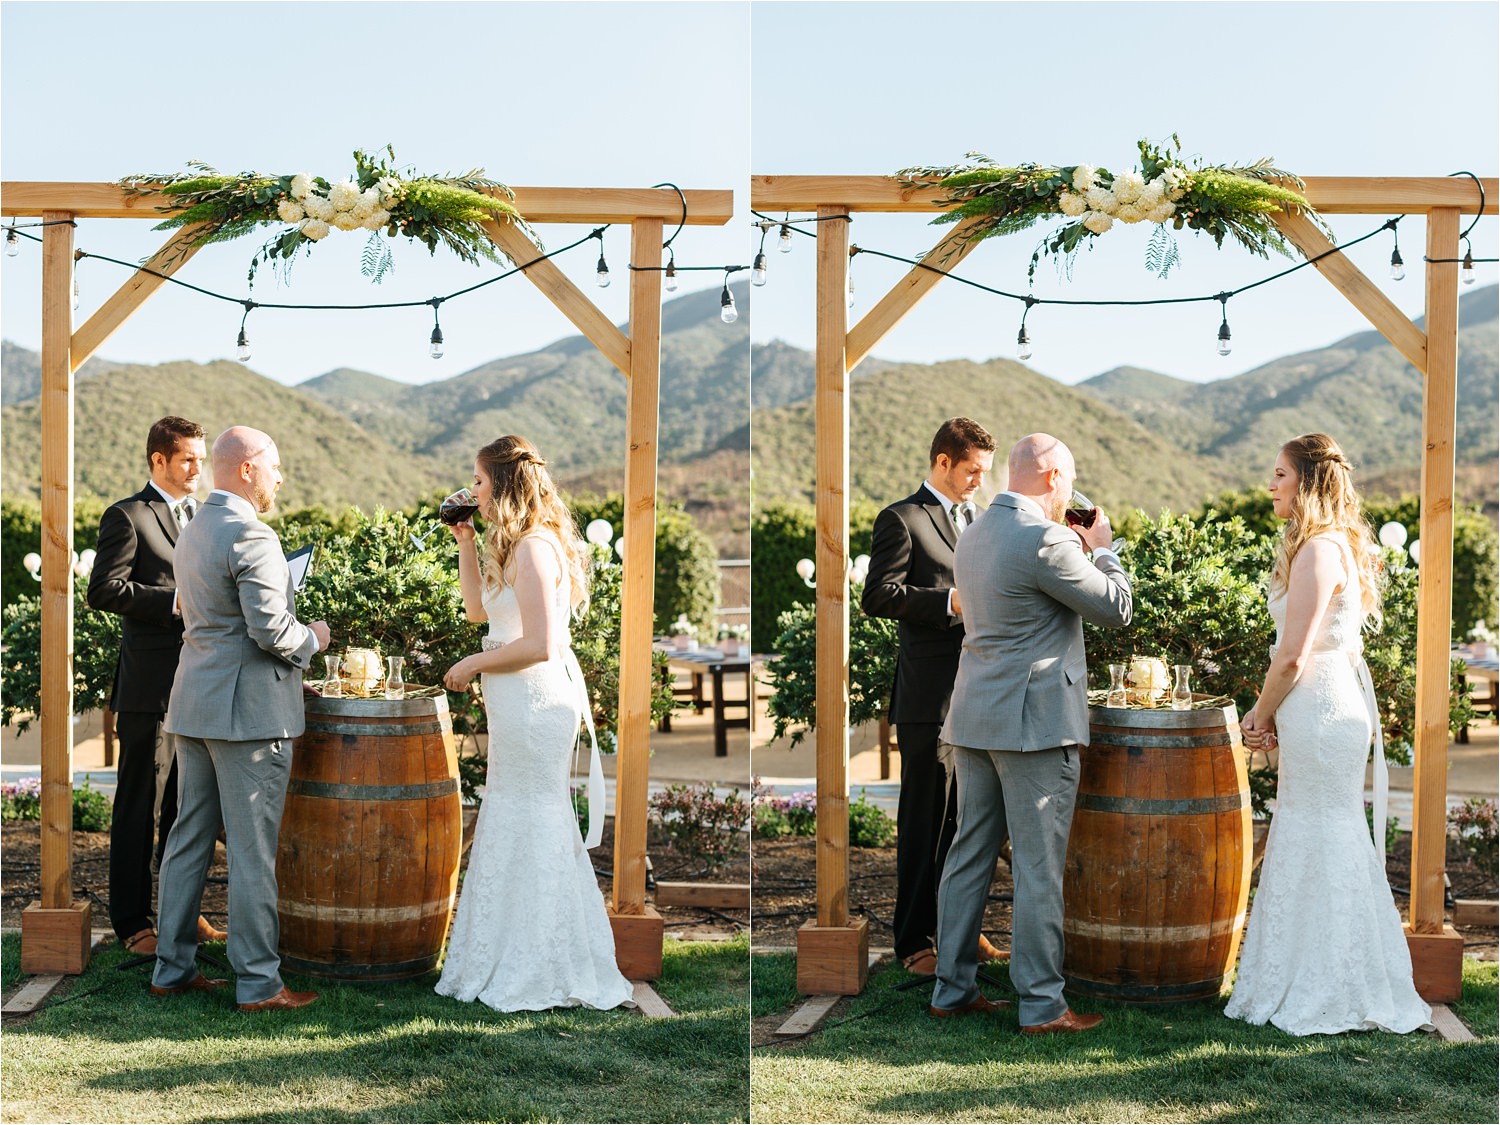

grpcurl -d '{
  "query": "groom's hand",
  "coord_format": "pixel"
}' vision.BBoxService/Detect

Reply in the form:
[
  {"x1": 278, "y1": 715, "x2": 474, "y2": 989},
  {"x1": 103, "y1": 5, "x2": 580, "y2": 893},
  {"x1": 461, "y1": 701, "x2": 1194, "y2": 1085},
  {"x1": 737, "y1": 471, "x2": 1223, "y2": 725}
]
[
  {"x1": 1080, "y1": 510, "x2": 1114, "y2": 553},
  {"x1": 309, "y1": 620, "x2": 331, "y2": 651},
  {"x1": 950, "y1": 588, "x2": 963, "y2": 617}
]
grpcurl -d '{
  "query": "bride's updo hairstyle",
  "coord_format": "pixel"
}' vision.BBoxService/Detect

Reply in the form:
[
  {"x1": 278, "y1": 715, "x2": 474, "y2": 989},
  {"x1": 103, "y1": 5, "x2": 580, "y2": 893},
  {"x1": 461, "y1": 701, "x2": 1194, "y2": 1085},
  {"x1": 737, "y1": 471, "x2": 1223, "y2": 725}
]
[
  {"x1": 475, "y1": 435, "x2": 589, "y2": 614},
  {"x1": 1271, "y1": 432, "x2": 1381, "y2": 623}
]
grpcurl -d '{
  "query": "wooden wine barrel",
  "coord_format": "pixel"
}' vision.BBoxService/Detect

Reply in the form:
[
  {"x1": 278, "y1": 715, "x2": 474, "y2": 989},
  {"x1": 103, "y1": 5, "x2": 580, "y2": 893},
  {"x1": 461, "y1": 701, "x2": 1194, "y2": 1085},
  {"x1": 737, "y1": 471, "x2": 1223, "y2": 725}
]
[
  {"x1": 1062, "y1": 701, "x2": 1252, "y2": 1004},
  {"x1": 276, "y1": 693, "x2": 462, "y2": 980}
]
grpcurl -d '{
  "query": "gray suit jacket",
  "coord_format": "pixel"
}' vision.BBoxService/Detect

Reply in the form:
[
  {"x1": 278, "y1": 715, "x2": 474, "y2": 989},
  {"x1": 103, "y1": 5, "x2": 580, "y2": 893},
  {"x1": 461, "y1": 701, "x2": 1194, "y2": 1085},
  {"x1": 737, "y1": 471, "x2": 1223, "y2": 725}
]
[
  {"x1": 942, "y1": 494, "x2": 1132, "y2": 752},
  {"x1": 164, "y1": 491, "x2": 318, "y2": 742}
]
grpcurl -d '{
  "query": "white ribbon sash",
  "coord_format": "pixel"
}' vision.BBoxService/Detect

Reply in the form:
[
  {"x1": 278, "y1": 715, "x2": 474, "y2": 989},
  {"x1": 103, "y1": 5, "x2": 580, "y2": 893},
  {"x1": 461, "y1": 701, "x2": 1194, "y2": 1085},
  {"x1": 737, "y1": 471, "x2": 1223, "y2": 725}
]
[
  {"x1": 562, "y1": 646, "x2": 605, "y2": 852},
  {"x1": 1352, "y1": 650, "x2": 1389, "y2": 866}
]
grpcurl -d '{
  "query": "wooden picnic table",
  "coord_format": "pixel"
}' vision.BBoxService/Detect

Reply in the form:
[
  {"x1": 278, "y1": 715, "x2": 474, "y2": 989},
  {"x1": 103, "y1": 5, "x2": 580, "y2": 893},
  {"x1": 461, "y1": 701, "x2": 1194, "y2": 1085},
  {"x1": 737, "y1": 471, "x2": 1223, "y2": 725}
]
[
  {"x1": 1454, "y1": 646, "x2": 1499, "y2": 742},
  {"x1": 657, "y1": 646, "x2": 759, "y2": 757}
]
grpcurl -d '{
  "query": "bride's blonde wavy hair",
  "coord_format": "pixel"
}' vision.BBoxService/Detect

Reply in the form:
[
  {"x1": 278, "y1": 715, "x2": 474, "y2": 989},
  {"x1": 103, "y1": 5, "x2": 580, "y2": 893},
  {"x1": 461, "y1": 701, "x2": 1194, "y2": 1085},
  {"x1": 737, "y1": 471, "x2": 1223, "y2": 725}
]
[
  {"x1": 1270, "y1": 433, "x2": 1381, "y2": 625},
  {"x1": 475, "y1": 435, "x2": 589, "y2": 614}
]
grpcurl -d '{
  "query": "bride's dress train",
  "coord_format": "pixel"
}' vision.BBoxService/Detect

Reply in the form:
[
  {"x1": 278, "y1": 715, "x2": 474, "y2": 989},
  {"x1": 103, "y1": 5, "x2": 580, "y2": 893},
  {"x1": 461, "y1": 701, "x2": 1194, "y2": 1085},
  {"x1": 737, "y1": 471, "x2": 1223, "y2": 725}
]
[
  {"x1": 435, "y1": 533, "x2": 634, "y2": 1012},
  {"x1": 1225, "y1": 535, "x2": 1431, "y2": 1036}
]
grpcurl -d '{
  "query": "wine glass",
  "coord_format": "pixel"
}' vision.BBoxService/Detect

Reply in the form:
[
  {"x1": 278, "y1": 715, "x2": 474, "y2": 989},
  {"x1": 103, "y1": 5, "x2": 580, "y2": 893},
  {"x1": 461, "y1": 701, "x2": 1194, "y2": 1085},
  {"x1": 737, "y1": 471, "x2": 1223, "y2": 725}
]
[
  {"x1": 410, "y1": 488, "x2": 480, "y2": 549},
  {"x1": 1064, "y1": 488, "x2": 1098, "y2": 529}
]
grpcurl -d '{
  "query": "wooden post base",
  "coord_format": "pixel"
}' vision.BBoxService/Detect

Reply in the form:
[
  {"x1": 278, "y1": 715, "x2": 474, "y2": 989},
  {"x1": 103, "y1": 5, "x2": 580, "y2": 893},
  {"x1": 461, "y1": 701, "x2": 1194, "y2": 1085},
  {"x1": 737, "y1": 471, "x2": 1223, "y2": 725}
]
[
  {"x1": 609, "y1": 905, "x2": 664, "y2": 981},
  {"x1": 1404, "y1": 923, "x2": 1464, "y2": 1003},
  {"x1": 796, "y1": 918, "x2": 870, "y2": 996},
  {"x1": 21, "y1": 901, "x2": 93, "y2": 975}
]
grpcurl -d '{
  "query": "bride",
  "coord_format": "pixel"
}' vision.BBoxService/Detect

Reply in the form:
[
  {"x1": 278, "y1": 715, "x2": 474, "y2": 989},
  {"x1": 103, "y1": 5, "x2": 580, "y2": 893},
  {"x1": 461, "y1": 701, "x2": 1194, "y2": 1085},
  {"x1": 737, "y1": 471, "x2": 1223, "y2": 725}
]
[
  {"x1": 434, "y1": 435, "x2": 634, "y2": 1012},
  {"x1": 1227, "y1": 433, "x2": 1431, "y2": 1036}
]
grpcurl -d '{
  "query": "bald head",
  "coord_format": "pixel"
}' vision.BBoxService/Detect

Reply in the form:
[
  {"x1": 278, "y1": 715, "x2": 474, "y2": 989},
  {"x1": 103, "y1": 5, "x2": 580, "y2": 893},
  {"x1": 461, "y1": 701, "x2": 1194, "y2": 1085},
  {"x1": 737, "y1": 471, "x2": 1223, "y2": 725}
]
[
  {"x1": 1007, "y1": 433, "x2": 1074, "y2": 492},
  {"x1": 212, "y1": 426, "x2": 282, "y2": 513}
]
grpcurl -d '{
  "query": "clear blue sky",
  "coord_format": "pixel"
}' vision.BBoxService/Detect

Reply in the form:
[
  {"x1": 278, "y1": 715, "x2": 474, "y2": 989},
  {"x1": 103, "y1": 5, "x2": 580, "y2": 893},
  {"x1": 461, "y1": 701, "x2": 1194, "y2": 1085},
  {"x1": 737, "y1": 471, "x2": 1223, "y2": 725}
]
[
  {"x1": 1, "y1": 1, "x2": 751, "y2": 385},
  {"x1": 750, "y1": 1, "x2": 1498, "y2": 384}
]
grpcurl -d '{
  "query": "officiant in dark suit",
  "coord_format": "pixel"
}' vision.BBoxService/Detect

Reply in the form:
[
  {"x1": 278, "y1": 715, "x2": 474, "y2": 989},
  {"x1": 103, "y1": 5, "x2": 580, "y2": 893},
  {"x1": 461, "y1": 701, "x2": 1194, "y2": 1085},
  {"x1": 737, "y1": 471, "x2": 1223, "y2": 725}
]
[
  {"x1": 87, "y1": 416, "x2": 226, "y2": 955},
  {"x1": 861, "y1": 417, "x2": 1004, "y2": 975}
]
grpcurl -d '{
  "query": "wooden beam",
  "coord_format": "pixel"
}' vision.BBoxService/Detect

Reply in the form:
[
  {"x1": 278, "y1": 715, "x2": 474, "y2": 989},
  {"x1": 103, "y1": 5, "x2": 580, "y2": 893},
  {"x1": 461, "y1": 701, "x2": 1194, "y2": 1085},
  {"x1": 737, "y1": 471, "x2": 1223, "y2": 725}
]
[
  {"x1": 846, "y1": 217, "x2": 987, "y2": 373},
  {"x1": 39, "y1": 211, "x2": 75, "y2": 911},
  {"x1": 481, "y1": 218, "x2": 631, "y2": 377},
  {"x1": 70, "y1": 226, "x2": 206, "y2": 371},
  {"x1": 750, "y1": 175, "x2": 1497, "y2": 216},
  {"x1": 813, "y1": 206, "x2": 851, "y2": 929},
  {"x1": 611, "y1": 218, "x2": 663, "y2": 920},
  {"x1": 1409, "y1": 207, "x2": 1461, "y2": 936},
  {"x1": 653, "y1": 882, "x2": 750, "y2": 910},
  {"x1": 1270, "y1": 210, "x2": 1427, "y2": 373},
  {"x1": 2, "y1": 183, "x2": 734, "y2": 225}
]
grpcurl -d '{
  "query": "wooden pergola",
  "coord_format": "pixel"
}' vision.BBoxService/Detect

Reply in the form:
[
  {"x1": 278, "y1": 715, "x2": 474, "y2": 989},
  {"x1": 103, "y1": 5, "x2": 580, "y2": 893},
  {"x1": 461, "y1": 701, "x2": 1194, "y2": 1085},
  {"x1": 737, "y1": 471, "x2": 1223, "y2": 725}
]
[
  {"x1": 749, "y1": 173, "x2": 1496, "y2": 1000},
  {"x1": 2, "y1": 180, "x2": 733, "y2": 979}
]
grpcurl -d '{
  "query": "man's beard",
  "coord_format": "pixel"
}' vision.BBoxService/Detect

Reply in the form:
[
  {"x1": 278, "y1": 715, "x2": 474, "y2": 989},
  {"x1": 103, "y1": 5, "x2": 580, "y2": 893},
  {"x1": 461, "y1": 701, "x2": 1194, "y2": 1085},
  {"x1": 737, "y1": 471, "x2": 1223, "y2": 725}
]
[
  {"x1": 252, "y1": 482, "x2": 277, "y2": 514},
  {"x1": 1047, "y1": 494, "x2": 1067, "y2": 523}
]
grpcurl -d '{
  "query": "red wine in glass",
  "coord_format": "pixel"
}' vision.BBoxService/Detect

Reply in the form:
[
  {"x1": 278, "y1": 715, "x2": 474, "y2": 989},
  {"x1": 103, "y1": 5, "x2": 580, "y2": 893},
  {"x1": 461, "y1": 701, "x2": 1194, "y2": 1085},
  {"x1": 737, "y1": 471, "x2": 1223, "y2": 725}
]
[
  {"x1": 1065, "y1": 488, "x2": 1098, "y2": 529},
  {"x1": 439, "y1": 488, "x2": 479, "y2": 526}
]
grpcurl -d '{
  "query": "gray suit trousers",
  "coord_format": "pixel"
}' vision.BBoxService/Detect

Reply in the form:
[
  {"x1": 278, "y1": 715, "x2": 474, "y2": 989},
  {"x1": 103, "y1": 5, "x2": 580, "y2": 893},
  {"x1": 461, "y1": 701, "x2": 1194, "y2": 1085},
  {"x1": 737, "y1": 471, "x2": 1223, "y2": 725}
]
[
  {"x1": 933, "y1": 743, "x2": 1079, "y2": 1026},
  {"x1": 151, "y1": 734, "x2": 292, "y2": 1004}
]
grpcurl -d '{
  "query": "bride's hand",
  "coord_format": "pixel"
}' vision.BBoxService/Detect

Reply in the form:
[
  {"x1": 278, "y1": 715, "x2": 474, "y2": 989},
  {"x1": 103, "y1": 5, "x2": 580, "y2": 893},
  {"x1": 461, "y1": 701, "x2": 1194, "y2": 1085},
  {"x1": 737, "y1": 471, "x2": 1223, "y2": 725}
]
[
  {"x1": 444, "y1": 656, "x2": 479, "y2": 691},
  {"x1": 1242, "y1": 708, "x2": 1278, "y2": 751},
  {"x1": 449, "y1": 519, "x2": 476, "y2": 544}
]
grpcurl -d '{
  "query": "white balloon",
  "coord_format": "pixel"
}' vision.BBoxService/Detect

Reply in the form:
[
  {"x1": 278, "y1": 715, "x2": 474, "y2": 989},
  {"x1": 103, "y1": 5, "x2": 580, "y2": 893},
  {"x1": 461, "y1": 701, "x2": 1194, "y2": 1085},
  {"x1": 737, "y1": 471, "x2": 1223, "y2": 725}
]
[
  {"x1": 1409, "y1": 539, "x2": 1421, "y2": 564},
  {"x1": 1378, "y1": 521, "x2": 1408, "y2": 550},
  {"x1": 584, "y1": 518, "x2": 614, "y2": 546}
]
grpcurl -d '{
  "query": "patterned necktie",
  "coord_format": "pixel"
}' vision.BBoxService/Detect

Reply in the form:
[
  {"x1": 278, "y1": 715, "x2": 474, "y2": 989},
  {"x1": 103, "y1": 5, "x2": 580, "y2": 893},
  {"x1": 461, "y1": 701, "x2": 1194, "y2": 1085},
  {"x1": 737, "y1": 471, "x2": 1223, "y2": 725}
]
[
  {"x1": 175, "y1": 499, "x2": 193, "y2": 528},
  {"x1": 951, "y1": 502, "x2": 972, "y2": 531}
]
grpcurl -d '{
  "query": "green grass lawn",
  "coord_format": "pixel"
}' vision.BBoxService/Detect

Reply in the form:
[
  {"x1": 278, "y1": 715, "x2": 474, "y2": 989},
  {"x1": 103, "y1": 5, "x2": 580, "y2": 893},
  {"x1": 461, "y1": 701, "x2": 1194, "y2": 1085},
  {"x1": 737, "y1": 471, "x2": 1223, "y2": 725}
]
[
  {"x1": 750, "y1": 954, "x2": 1498, "y2": 1124},
  {"x1": 1, "y1": 934, "x2": 749, "y2": 1124}
]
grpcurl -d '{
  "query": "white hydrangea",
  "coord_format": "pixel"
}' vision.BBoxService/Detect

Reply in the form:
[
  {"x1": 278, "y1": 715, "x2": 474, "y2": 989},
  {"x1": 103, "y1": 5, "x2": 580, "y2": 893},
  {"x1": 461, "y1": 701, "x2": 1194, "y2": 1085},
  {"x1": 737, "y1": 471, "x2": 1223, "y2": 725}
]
[
  {"x1": 1057, "y1": 191, "x2": 1088, "y2": 218},
  {"x1": 289, "y1": 173, "x2": 314, "y2": 200},
  {"x1": 1148, "y1": 202, "x2": 1177, "y2": 223},
  {"x1": 376, "y1": 176, "x2": 402, "y2": 202},
  {"x1": 1082, "y1": 211, "x2": 1114, "y2": 235},
  {"x1": 363, "y1": 209, "x2": 391, "y2": 231},
  {"x1": 357, "y1": 187, "x2": 381, "y2": 212},
  {"x1": 1115, "y1": 203, "x2": 1146, "y2": 224},
  {"x1": 330, "y1": 210, "x2": 364, "y2": 232},
  {"x1": 1113, "y1": 171, "x2": 1146, "y2": 204},
  {"x1": 1071, "y1": 165, "x2": 1097, "y2": 192},
  {"x1": 1083, "y1": 187, "x2": 1116, "y2": 213},
  {"x1": 329, "y1": 179, "x2": 362, "y2": 212},
  {"x1": 303, "y1": 194, "x2": 336, "y2": 222},
  {"x1": 1162, "y1": 166, "x2": 1189, "y2": 201},
  {"x1": 277, "y1": 200, "x2": 306, "y2": 224},
  {"x1": 1140, "y1": 178, "x2": 1166, "y2": 206},
  {"x1": 299, "y1": 218, "x2": 331, "y2": 241}
]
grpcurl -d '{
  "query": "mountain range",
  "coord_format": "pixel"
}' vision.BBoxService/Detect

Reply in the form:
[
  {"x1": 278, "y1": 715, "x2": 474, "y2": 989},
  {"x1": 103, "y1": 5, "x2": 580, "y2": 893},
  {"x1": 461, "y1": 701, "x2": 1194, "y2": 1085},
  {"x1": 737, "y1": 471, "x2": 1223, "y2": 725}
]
[{"x1": 750, "y1": 285, "x2": 1498, "y2": 519}]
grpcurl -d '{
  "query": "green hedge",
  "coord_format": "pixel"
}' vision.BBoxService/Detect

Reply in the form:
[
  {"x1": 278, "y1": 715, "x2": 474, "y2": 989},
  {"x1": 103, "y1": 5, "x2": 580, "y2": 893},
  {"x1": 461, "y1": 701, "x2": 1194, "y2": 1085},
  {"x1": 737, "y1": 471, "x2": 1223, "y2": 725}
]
[
  {"x1": 1, "y1": 496, "x2": 106, "y2": 613},
  {"x1": 750, "y1": 498, "x2": 881, "y2": 653}
]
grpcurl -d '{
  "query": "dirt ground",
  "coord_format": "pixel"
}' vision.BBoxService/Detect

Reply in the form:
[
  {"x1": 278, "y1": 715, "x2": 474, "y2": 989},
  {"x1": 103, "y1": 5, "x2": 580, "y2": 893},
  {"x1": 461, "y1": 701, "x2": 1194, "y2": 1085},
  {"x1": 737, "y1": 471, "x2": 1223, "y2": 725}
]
[{"x1": 1, "y1": 817, "x2": 748, "y2": 942}]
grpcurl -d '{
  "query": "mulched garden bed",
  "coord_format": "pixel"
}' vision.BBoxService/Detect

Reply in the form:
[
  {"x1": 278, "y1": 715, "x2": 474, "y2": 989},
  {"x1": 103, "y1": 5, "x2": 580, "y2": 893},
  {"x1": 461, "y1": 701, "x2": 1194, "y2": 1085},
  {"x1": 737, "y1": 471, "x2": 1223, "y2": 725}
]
[
  {"x1": 750, "y1": 830, "x2": 1496, "y2": 958},
  {"x1": 1, "y1": 817, "x2": 748, "y2": 941}
]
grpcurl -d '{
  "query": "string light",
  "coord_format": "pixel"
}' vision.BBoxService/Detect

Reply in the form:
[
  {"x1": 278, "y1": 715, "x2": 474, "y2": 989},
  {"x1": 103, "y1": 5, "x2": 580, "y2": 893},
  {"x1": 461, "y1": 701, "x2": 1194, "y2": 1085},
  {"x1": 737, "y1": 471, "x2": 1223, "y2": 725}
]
[
  {"x1": 778, "y1": 222, "x2": 793, "y2": 254},
  {"x1": 428, "y1": 300, "x2": 445, "y2": 359},
  {"x1": 5, "y1": 229, "x2": 18, "y2": 257},
  {"x1": 594, "y1": 229, "x2": 610, "y2": 288},
  {"x1": 665, "y1": 253, "x2": 679, "y2": 293},
  {"x1": 1388, "y1": 221, "x2": 1405, "y2": 281},
  {"x1": 1016, "y1": 296, "x2": 1036, "y2": 361},
  {"x1": 752, "y1": 222, "x2": 770, "y2": 286},
  {"x1": 235, "y1": 300, "x2": 255, "y2": 362},
  {"x1": 1216, "y1": 293, "x2": 1232, "y2": 356},
  {"x1": 1462, "y1": 242, "x2": 1476, "y2": 286},
  {"x1": 720, "y1": 272, "x2": 738, "y2": 324},
  {"x1": 72, "y1": 274, "x2": 80, "y2": 311}
]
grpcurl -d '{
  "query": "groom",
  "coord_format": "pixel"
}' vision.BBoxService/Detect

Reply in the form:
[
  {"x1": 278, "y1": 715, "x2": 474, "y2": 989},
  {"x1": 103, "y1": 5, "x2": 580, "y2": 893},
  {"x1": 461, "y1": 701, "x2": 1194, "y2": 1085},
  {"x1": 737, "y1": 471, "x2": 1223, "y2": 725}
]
[
  {"x1": 151, "y1": 427, "x2": 330, "y2": 1011},
  {"x1": 931, "y1": 433, "x2": 1131, "y2": 1034}
]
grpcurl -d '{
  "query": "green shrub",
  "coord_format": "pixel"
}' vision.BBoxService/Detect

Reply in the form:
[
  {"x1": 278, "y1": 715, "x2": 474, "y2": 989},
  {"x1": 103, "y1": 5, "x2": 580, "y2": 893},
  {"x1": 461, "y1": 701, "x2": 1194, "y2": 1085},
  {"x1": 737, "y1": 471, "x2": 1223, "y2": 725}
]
[
  {"x1": 0, "y1": 495, "x2": 106, "y2": 614},
  {"x1": 1448, "y1": 798, "x2": 1498, "y2": 874},
  {"x1": 849, "y1": 789, "x2": 897, "y2": 848},
  {"x1": 72, "y1": 776, "x2": 112, "y2": 832},
  {"x1": 1, "y1": 777, "x2": 41, "y2": 821},
  {"x1": 648, "y1": 783, "x2": 749, "y2": 873},
  {"x1": 750, "y1": 498, "x2": 881, "y2": 653},
  {"x1": 750, "y1": 782, "x2": 817, "y2": 839},
  {"x1": 1, "y1": 584, "x2": 120, "y2": 731}
]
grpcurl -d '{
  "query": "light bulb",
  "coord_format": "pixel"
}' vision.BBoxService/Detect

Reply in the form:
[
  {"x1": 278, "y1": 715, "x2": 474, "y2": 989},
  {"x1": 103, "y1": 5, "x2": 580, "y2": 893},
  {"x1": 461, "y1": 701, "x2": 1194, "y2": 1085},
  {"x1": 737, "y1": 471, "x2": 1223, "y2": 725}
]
[
  {"x1": 847, "y1": 275, "x2": 855, "y2": 308},
  {"x1": 1216, "y1": 321, "x2": 1232, "y2": 356},
  {"x1": 1462, "y1": 249, "x2": 1476, "y2": 286},
  {"x1": 429, "y1": 325, "x2": 444, "y2": 360},
  {"x1": 585, "y1": 518, "x2": 614, "y2": 546},
  {"x1": 5, "y1": 230, "x2": 18, "y2": 257},
  {"x1": 1016, "y1": 325, "x2": 1032, "y2": 362},
  {"x1": 236, "y1": 327, "x2": 251, "y2": 363},
  {"x1": 795, "y1": 558, "x2": 816, "y2": 582},
  {"x1": 72, "y1": 275, "x2": 80, "y2": 310},
  {"x1": 613, "y1": 537, "x2": 625, "y2": 559},
  {"x1": 23, "y1": 552, "x2": 41, "y2": 579},
  {"x1": 720, "y1": 284, "x2": 738, "y2": 324},
  {"x1": 778, "y1": 224, "x2": 792, "y2": 253},
  {"x1": 1378, "y1": 521, "x2": 1408, "y2": 550},
  {"x1": 752, "y1": 251, "x2": 768, "y2": 286},
  {"x1": 665, "y1": 261, "x2": 678, "y2": 292},
  {"x1": 596, "y1": 254, "x2": 610, "y2": 288},
  {"x1": 1389, "y1": 248, "x2": 1405, "y2": 281}
]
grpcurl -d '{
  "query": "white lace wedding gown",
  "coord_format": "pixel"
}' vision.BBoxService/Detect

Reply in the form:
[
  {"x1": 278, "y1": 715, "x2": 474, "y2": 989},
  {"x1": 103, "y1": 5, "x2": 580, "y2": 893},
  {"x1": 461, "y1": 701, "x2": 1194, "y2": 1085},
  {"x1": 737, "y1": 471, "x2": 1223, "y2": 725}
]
[
  {"x1": 435, "y1": 535, "x2": 634, "y2": 1012},
  {"x1": 1225, "y1": 535, "x2": 1431, "y2": 1036}
]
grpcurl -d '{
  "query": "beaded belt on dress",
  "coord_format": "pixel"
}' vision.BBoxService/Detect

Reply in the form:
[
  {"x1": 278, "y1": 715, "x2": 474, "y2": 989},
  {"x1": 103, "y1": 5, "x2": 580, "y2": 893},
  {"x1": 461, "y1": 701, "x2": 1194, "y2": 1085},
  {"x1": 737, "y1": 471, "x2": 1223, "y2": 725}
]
[{"x1": 482, "y1": 637, "x2": 503, "y2": 651}]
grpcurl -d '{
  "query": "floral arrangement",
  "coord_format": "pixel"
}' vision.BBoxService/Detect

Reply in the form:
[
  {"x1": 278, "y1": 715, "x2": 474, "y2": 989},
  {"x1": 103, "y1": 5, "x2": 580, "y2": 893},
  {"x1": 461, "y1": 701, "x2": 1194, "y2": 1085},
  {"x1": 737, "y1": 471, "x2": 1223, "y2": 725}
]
[
  {"x1": 898, "y1": 136, "x2": 1333, "y2": 278},
  {"x1": 648, "y1": 782, "x2": 749, "y2": 873},
  {"x1": 1448, "y1": 797, "x2": 1498, "y2": 874},
  {"x1": 1128, "y1": 655, "x2": 1171, "y2": 705},
  {"x1": 119, "y1": 146, "x2": 536, "y2": 284}
]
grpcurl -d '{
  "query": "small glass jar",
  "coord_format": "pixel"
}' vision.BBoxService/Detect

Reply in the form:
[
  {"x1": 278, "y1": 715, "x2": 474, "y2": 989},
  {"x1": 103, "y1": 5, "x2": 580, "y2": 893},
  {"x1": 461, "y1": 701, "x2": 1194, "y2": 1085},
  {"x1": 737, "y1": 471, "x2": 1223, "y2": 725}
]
[
  {"x1": 322, "y1": 654, "x2": 343, "y2": 698},
  {"x1": 1171, "y1": 664, "x2": 1193, "y2": 710},
  {"x1": 1106, "y1": 663, "x2": 1128, "y2": 709},
  {"x1": 384, "y1": 655, "x2": 405, "y2": 700}
]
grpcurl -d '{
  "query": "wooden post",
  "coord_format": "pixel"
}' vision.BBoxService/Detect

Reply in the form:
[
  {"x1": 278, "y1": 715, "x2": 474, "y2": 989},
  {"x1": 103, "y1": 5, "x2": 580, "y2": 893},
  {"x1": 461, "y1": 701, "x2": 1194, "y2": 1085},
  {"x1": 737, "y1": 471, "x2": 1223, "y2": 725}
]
[
  {"x1": 608, "y1": 217, "x2": 664, "y2": 979},
  {"x1": 796, "y1": 206, "x2": 868, "y2": 995},
  {"x1": 1404, "y1": 206, "x2": 1464, "y2": 1001},
  {"x1": 22, "y1": 210, "x2": 91, "y2": 975}
]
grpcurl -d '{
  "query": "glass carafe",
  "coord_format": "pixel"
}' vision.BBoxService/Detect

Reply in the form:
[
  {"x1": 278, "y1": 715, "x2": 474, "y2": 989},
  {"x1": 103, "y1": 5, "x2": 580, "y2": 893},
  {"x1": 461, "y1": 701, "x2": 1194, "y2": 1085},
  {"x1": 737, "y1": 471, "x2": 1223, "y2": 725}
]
[
  {"x1": 1106, "y1": 663, "x2": 1128, "y2": 708},
  {"x1": 1171, "y1": 664, "x2": 1193, "y2": 710},
  {"x1": 384, "y1": 655, "x2": 405, "y2": 700},
  {"x1": 322, "y1": 654, "x2": 343, "y2": 698}
]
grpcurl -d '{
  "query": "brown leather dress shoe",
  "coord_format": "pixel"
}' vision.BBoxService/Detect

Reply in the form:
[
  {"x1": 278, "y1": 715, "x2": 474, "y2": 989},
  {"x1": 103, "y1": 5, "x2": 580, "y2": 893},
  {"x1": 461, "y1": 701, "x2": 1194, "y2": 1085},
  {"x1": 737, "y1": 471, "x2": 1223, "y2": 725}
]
[
  {"x1": 1021, "y1": 1008, "x2": 1104, "y2": 1035},
  {"x1": 976, "y1": 934, "x2": 1010, "y2": 963},
  {"x1": 150, "y1": 974, "x2": 230, "y2": 996},
  {"x1": 122, "y1": 928, "x2": 158, "y2": 956},
  {"x1": 238, "y1": 986, "x2": 319, "y2": 1013},
  {"x1": 929, "y1": 994, "x2": 1012, "y2": 1019},
  {"x1": 901, "y1": 948, "x2": 938, "y2": 975},
  {"x1": 196, "y1": 916, "x2": 228, "y2": 943}
]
